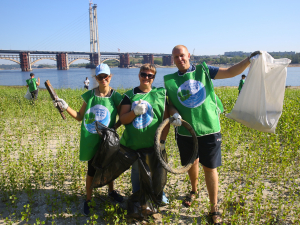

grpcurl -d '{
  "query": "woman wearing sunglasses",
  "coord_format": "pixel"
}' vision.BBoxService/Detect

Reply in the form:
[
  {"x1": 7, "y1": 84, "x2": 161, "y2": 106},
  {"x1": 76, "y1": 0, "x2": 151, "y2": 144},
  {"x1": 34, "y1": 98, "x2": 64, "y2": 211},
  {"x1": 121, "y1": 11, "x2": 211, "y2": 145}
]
[
  {"x1": 119, "y1": 63, "x2": 170, "y2": 206},
  {"x1": 53, "y1": 63, "x2": 124, "y2": 216}
]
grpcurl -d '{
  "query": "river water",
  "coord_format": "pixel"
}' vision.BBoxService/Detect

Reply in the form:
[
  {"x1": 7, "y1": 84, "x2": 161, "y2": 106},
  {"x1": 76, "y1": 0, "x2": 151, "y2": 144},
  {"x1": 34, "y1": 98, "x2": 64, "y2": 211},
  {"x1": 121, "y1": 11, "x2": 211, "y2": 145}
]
[{"x1": 0, "y1": 67, "x2": 299, "y2": 89}]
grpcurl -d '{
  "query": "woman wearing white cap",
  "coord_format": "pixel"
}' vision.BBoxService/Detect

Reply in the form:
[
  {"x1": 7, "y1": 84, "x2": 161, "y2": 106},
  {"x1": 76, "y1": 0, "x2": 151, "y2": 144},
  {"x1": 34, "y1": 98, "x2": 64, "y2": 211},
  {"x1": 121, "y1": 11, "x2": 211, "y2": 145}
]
[{"x1": 53, "y1": 63, "x2": 124, "y2": 216}]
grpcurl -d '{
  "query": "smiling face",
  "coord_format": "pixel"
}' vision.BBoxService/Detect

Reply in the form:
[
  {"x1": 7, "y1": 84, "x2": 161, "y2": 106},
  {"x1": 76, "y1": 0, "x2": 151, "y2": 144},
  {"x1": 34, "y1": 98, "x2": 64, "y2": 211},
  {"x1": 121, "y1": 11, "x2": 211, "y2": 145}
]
[
  {"x1": 139, "y1": 69, "x2": 155, "y2": 89},
  {"x1": 172, "y1": 45, "x2": 191, "y2": 73},
  {"x1": 96, "y1": 73, "x2": 111, "y2": 88}
]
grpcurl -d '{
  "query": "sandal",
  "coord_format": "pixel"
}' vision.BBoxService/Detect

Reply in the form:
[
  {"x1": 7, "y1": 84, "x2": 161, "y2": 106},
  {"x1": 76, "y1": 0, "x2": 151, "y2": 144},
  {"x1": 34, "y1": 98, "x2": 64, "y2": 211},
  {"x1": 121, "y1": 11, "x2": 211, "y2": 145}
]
[
  {"x1": 182, "y1": 191, "x2": 198, "y2": 207},
  {"x1": 208, "y1": 211, "x2": 222, "y2": 225}
]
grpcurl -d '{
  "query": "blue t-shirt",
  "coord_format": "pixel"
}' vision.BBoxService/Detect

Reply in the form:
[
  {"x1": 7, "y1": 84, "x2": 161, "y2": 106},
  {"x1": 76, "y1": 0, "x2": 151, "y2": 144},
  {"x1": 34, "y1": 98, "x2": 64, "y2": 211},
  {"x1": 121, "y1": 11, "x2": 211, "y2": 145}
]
[{"x1": 178, "y1": 64, "x2": 219, "y2": 79}]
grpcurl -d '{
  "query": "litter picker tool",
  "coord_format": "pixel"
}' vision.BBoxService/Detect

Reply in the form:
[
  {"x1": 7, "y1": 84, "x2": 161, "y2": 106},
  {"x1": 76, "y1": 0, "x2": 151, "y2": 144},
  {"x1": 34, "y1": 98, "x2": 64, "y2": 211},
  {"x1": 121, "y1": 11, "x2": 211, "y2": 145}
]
[{"x1": 44, "y1": 80, "x2": 66, "y2": 120}]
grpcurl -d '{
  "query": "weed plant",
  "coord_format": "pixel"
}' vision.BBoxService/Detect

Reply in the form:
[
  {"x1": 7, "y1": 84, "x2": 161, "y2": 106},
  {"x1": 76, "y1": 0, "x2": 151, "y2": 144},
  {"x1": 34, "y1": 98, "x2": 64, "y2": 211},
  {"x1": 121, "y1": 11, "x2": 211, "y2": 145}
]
[{"x1": 0, "y1": 86, "x2": 299, "y2": 224}]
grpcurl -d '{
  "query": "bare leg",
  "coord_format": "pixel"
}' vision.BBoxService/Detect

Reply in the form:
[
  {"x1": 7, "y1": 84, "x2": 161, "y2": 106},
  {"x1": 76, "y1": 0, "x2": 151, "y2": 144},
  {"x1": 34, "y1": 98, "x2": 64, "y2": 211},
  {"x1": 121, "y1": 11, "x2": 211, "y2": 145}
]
[
  {"x1": 203, "y1": 165, "x2": 222, "y2": 223},
  {"x1": 188, "y1": 158, "x2": 199, "y2": 193},
  {"x1": 183, "y1": 158, "x2": 199, "y2": 207}
]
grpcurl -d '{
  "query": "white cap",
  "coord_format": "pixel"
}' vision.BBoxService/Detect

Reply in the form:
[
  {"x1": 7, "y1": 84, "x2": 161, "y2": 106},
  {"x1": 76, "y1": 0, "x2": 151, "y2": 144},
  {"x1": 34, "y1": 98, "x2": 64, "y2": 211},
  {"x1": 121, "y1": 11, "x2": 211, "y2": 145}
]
[{"x1": 95, "y1": 64, "x2": 110, "y2": 75}]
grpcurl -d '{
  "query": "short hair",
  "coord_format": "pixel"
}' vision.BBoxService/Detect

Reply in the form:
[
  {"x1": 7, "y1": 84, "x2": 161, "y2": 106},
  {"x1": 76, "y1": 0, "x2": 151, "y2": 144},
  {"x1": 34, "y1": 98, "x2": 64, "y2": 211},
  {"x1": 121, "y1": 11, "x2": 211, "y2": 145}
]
[
  {"x1": 172, "y1": 45, "x2": 189, "y2": 54},
  {"x1": 30, "y1": 73, "x2": 34, "y2": 77},
  {"x1": 242, "y1": 74, "x2": 246, "y2": 78},
  {"x1": 139, "y1": 63, "x2": 156, "y2": 75}
]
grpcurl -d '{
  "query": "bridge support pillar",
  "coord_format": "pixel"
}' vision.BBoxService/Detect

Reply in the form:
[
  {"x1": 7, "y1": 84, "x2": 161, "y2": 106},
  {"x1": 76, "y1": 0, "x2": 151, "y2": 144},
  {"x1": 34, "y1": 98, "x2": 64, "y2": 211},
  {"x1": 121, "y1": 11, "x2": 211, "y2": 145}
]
[
  {"x1": 89, "y1": 53, "x2": 99, "y2": 68},
  {"x1": 119, "y1": 53, "x2": 130, "y2": 68},
  {"x1": 162, "y1": 55, "x2": 173, "y2": 66},
  {"x1": 149, "y1": 54, "x2": 154, "y2": 64},
  {"x1": 56, "y1": 53, "x2": 68, "y2": 70},
  {"x1": 143, "y1": 55, "x2": 149, "y2": 64},
  {"x1": 143, "y1": 54, "x2": 154, "y2": 64},
  {"x1": 20, "y1": 52, "x2": 32, "y2": 71}
]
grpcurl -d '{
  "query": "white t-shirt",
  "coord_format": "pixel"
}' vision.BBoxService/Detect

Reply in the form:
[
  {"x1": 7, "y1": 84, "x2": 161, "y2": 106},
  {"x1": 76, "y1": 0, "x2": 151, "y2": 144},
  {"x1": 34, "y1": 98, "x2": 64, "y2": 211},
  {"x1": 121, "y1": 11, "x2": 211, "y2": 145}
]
[{"x1": 84, "y1": 79, "x2": 90, "y2": 86}]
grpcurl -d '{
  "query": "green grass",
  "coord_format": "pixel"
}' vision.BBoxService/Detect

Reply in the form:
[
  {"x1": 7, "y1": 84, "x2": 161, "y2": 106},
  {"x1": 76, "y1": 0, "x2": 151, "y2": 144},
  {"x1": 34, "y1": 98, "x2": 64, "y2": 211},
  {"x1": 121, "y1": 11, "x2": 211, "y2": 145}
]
[{"x1": 0, "y1": 86, "x2": 299, "y2": 224}]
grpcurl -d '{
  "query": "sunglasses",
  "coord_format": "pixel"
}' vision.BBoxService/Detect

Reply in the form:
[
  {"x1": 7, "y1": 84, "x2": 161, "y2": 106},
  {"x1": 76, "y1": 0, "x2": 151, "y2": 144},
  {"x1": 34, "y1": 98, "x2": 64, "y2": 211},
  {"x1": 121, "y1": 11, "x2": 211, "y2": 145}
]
[
  {"x1": 96, "y1": 74, "x2": 110, "y2": 81},
  {"x1": 140, "y1": 72, "x2": 155, "y2": 79}
]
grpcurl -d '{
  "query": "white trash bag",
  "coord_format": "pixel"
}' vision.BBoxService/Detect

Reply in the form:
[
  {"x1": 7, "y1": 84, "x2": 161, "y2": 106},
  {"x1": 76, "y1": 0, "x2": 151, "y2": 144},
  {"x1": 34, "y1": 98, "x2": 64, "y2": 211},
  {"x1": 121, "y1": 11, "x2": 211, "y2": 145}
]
[
  {"x1": 24, "y1": 88, "x2": 32, "y2": 100},
  {"x1": 226, "y1": 51, "x2": 291, "y2": 133}
]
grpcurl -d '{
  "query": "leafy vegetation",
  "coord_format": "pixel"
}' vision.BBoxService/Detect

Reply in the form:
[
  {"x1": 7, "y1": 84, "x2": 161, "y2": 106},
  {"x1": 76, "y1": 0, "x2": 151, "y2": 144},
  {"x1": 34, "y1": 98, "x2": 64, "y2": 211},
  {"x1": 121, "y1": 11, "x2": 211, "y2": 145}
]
[
  {"x1": 0, "y1": 86, "x2": 299, "y2": 224},
  {"x1": 37, "y1": 64, "x2": 56, "y2": 68}
]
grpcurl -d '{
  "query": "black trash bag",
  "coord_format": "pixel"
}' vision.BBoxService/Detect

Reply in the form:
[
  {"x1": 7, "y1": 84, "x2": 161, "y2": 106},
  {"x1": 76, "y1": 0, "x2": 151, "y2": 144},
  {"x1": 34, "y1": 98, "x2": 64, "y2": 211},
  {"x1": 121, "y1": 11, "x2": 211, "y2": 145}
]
[
  {"x1": 91, "y1": 122, "x2": 138, "y2": 189},
  {"x1": 126, "y1": 148, "x2": 168, "y2": 219},
  {"x1": 144, "y1": 149, "x2": 168, "y2": 205},
  {"x1": 92, "y1": 121, "x2": 120, "y2": 170},
  {"x1": 126, "y1": 191, "x2": 143, "y2": 219}
]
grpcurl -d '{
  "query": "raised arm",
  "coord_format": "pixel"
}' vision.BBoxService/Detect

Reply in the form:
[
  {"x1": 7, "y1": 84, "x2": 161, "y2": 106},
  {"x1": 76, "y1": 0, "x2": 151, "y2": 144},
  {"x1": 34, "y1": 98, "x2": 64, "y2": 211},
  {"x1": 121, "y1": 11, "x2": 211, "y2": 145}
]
[
  {"x1": 36, "y1": 78, "x2": 40, "y2": 86},
  {"x1": 214, "y1": 51, "x2": 261, "y2": 80}
]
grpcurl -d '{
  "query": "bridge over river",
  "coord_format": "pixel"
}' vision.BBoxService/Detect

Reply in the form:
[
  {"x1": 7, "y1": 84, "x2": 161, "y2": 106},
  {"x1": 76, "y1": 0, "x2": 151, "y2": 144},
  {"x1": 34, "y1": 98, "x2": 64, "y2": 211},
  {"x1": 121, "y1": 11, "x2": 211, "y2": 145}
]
[{"x1": 0, "y1": 50, "x2": 175, "y2": 71}]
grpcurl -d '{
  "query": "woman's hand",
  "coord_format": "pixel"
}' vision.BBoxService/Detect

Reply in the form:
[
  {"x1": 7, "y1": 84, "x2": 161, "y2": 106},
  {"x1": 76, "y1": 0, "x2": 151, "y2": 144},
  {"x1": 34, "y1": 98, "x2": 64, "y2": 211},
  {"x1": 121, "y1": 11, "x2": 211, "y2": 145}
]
[
  {"x1": 53, "y1": 98, "x2": 69, "y2": 110},
  {"x1": 133, "y1": 99, "x2": 147, "y2": 116}
]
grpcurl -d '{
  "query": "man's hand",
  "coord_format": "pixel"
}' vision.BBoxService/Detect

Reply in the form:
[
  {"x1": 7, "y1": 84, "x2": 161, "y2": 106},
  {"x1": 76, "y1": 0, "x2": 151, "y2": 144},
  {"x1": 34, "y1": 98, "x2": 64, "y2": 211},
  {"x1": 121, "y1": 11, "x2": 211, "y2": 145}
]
[
  {"x1": 37, "y1": 77, "x2": 41, "y2": 86},
  {"x1": 53, "y1": 98, "x2": 69, "y2": 110},
  {"x1": 133, "y1": 99, "x2": 147, "y2": 116},
  {"x1": 170, "y1": 113, "x2": 182, "y2": 126},
  {"x1": 249, "y1": 51, "x2": 262, "y2": 61}
]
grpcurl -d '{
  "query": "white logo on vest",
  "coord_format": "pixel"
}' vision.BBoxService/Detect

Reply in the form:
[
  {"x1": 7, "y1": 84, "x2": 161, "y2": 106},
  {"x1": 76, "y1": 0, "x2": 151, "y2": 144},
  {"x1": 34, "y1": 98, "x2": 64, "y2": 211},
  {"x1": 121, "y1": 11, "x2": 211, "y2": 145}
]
[
  {"x1": 177, "y1": 80, "x2": 206, "y2": 108},
  {"x1": 131, "y1": 100, "x2": 154, "y2": 129},
  {"x1": 84, "y1": 105, "x2": 111, "y2": 134}
]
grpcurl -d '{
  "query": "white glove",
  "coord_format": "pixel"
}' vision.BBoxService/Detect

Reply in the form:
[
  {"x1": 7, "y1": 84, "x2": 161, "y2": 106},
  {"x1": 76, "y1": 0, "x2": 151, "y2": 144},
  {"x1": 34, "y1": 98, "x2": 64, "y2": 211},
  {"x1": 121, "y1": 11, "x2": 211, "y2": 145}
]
[
  {"x1": 170, "y1": 113, "x2": 182, "y2": 126},
  {"x1": 53, "y1": 98, "x2": 68, "y2": 110},
  {"x1": 134, "y1": 99, "x2": 147, "y2": 116}
]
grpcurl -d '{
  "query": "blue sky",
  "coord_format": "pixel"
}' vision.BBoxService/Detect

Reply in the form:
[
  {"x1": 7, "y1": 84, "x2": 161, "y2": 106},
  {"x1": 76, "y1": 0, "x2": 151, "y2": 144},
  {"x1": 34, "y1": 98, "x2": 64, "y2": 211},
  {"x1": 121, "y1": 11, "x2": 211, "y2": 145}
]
[{"x1": 0, "y1": 0, "x2": 299, "y2": 64}]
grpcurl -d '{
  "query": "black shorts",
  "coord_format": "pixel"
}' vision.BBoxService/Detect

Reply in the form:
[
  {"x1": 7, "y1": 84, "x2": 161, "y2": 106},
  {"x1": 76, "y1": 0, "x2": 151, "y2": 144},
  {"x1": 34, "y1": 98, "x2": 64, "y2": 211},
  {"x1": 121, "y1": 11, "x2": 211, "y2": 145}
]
[
  {"x1": 87, "y1": 156, "x2": 96, "y2": 177},
  {"x1": 176, "y1": 132, "x2": 222, "y2": 169}
]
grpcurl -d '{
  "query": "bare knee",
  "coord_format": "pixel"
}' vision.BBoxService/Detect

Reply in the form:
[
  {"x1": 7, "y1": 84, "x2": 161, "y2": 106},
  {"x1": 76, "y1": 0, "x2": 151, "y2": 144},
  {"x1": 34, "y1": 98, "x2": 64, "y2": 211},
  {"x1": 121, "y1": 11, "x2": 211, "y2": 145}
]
[
  {"x1": 202, "y1": 165, "x2": 217, "y2": 173},
  {"x1": 193, "y1": 158, "x2": 199, "y2": 166}
]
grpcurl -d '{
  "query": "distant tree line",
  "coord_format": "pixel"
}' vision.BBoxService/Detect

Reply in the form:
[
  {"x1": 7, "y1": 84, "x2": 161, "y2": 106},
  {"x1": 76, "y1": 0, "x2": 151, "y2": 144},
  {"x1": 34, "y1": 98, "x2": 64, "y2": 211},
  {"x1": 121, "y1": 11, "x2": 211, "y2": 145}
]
[
  {"x1": 130, "y1": 57, "x2": 163, "y2": 65},
  {"x1": 37, "y1": 64, "x2": 56, "y2": 68},
  {"x1": 272, "y1": 53, "x2": 300, "y2": 64},
  {"x1": 70, "y1": 63, "x2": 89, "y2": 68},
  {"x1": 196, "y1": 53, "x2": 300, "y2": 65},
  {"x1": 0, "y1": 64, "x2": 20, "y2": 70},
  {"x1": 197, "y1": 56, "x2": 245, "y2": 65}
]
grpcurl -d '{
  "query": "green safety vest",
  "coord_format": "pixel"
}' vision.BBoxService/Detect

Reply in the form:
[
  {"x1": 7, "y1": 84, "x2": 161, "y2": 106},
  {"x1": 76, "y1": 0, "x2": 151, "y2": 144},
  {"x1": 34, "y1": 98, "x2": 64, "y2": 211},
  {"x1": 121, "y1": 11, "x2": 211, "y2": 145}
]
[
  {"x1": 26, "y1": 78, "x2": 37, "y2": 92},
  {"x1": 120, "y1": 87, "x2": 166, "y2": 150},
  {"x1": 238, "y1": 79, "x2": 245, "y2": 90},
  {"x1": 79, "y1": 89, "x2": 122, "y2": 161},
  {"x1": 164, "y1": 62, "x2": 222, "y2": 137}
]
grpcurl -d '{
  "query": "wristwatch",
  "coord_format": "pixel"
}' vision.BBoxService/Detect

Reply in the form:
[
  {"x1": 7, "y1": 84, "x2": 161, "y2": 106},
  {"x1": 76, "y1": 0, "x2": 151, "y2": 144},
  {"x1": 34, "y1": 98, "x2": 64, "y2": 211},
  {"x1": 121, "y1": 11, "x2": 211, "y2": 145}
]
[{"x1": 160, "y1": 140, "x2": 165, "y2": 144}]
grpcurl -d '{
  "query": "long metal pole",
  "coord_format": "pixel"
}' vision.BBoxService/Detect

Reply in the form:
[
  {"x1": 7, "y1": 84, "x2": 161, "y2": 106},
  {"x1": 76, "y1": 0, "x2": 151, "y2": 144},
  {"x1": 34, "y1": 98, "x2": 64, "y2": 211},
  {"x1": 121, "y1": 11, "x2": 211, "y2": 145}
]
[
  {"x1": 89, "y1": 4, "x2": 94, "y2": 52},
  {"x1": 93, "y1": 4, "x2": 100, "y2": 64},
  {"x1": 92, "y1": 5, "x2": 96, "y2": 54}
]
